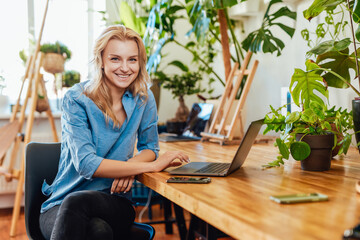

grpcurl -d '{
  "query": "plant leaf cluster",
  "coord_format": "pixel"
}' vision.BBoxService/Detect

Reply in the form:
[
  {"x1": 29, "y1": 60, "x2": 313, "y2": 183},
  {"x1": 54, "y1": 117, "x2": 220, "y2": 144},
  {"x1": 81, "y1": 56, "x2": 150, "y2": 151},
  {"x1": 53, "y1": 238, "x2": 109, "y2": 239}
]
[
  {"x1": 156, "y1": 69, "x2": 206, "y2": 98},
  {"x1": 263, "y1": 102, "x2": 354, "y2": 167},
  {"x1": 299, "y1": 0, "x2": 360, "y2": 96},
  {"x1": 242, "y1": 0, "x2": 297, "y2": 56},
  {"x1": 62, "y1": 70, "x2": 81, "y2": 88}
]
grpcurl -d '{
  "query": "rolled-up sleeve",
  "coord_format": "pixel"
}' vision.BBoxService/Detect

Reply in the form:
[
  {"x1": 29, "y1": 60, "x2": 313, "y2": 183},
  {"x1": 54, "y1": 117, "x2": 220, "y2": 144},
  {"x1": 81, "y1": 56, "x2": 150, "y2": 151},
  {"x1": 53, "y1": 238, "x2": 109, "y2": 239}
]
[
  {"x1": 61, "y1": 93, "x2": 104, "y2": 179},
  {"x1": 137, "y1": 91, "x2": 160, "y2": 158}
]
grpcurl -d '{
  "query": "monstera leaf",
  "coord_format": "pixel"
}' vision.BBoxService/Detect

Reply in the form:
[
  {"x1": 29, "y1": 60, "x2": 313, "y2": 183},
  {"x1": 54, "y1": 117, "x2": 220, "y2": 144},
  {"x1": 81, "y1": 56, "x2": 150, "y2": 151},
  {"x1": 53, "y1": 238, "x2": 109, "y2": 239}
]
[
  {"x1": 316, "y1": 48, "x2": 356, "y2": 88},
  {"x1": 242, "y1": 0, "x2": 296, "y2": 56},
  {"x1": 290, "y1": 60, "x2": 329, "y2": 109}
]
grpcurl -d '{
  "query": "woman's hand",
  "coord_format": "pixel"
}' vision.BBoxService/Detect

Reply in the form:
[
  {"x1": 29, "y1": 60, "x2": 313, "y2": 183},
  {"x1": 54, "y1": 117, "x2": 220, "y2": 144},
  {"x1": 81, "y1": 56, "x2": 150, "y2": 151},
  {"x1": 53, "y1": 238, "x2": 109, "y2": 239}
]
[
  {"x1": 111, "y1": 176, "x2": 135, "y2": 194},
  {"x1": 152, "y1": 151, "x2": 190, "y2": 172}
]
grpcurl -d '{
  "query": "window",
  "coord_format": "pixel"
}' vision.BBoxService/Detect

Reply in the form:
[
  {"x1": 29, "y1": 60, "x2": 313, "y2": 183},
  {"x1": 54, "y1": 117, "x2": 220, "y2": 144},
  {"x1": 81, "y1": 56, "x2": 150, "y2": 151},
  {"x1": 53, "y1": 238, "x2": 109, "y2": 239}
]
[{"x1": 0, "y1": 0, "x2": 105, "y2": 113}]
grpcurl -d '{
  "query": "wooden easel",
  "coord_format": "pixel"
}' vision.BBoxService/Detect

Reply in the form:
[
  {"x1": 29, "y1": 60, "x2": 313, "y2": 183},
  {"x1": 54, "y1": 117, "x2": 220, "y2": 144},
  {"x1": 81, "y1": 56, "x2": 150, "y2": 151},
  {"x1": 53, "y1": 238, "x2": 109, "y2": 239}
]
[
  {"x1": 201, "y1": 51, "x2": 258, "y2": 145},
  {"x1": 0, "y1": 0, "x2": 58, "y2": 236}
]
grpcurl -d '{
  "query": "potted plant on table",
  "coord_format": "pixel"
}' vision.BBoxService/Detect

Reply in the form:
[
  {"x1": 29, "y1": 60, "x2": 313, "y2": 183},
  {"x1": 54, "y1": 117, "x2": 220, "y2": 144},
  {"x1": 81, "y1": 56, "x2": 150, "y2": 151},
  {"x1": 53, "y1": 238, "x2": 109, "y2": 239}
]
[
  {"x1": 298, "y1": 0, "x2": 360, "y2": 151},
  {"x1": 263, "y1": 59, "x2": 355, "y2": 171}
]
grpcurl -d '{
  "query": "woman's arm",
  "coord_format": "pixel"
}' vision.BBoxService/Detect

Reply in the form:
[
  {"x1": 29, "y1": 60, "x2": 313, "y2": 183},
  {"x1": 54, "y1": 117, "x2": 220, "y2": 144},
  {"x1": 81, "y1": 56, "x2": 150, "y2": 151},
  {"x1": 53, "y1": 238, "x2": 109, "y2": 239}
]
[{"x1": 93, "y1": 150, "x2": 189, "y2": 178}]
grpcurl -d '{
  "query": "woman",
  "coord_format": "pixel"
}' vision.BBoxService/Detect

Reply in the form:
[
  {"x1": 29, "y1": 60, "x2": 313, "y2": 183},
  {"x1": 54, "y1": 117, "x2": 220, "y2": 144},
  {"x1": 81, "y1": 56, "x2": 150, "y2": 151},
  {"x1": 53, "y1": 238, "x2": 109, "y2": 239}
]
[{"x1": 39, "y1": 25, "x2": 189, "y2": 240}]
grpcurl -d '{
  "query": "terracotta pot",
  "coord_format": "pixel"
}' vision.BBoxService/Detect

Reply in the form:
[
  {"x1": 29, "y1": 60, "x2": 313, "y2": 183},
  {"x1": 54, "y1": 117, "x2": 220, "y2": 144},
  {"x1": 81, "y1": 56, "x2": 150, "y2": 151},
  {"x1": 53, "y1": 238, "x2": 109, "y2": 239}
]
[
  {"x1": 175, "y1": 96, "x2": 189, "y2": 122},
  {"x1": 353, "y1": 97, "x2": 360, "y2": 153},
  {"x1": 296, "y1": 133, "x2": 334, "y2": 171}
]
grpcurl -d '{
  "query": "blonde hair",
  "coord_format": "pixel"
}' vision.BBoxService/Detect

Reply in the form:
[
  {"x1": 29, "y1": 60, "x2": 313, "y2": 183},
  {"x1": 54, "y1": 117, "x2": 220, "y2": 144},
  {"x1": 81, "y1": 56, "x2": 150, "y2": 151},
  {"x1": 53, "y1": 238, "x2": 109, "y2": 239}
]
[{"x1": 85, "y1": 25, "x2": 150, "y2": 128}]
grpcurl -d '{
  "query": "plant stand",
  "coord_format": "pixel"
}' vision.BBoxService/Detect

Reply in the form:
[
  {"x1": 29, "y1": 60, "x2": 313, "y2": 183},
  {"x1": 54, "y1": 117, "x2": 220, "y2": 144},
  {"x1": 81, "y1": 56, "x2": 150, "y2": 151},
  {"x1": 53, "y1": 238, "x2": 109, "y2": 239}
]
[
  {"x1": 0, "y1": 1, "x2": 58, "y2": 236},
  {"x1": 201, "y1": 51, "x2": 265, "y2": 145}
]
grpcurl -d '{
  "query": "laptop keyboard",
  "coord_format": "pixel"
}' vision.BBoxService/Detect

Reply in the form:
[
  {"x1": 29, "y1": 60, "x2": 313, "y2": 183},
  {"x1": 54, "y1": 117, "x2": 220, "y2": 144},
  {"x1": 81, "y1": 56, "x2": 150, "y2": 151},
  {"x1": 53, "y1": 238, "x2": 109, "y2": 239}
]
[{"x1": 195, "y1": 163, "x2": 230, "y2": 173}]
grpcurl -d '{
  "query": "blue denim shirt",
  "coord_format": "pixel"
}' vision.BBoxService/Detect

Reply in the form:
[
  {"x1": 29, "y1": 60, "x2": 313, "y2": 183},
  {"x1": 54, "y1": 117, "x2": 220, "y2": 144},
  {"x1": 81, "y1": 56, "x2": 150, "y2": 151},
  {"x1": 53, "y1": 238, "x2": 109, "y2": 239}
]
[{"x1": 41, "y1": 81, "x2": 159, "y2": 213}]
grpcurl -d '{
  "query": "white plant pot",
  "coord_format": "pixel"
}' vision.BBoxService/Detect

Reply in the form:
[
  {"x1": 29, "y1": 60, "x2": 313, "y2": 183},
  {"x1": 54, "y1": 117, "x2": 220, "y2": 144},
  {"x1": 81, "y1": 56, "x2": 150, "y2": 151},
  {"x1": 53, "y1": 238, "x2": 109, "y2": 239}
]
[{"x1": 228, "y1": 0, "x2": 261, "y2": 18}]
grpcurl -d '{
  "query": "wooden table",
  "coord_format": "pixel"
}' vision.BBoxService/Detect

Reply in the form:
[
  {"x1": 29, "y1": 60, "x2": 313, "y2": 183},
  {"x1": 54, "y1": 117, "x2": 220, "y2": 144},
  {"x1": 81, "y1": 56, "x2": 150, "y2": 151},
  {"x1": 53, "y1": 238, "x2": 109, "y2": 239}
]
[{"x1": 137, "y1": 141, "x2": 360, "y2": 240}]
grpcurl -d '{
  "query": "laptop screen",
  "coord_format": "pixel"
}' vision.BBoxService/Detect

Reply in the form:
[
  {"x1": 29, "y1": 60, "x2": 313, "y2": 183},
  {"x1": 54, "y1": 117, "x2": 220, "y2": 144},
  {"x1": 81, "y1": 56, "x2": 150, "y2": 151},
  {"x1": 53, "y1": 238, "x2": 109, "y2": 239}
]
[{"x1": 182, "y1": 103, "x2": 214, "y2": 137}]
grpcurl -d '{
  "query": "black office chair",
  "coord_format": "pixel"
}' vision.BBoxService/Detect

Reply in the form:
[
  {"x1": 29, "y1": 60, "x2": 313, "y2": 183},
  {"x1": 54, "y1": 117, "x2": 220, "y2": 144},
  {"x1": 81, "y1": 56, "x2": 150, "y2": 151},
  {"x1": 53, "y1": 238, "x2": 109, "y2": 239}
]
[{"x1": 24, "y1": 142, "x2": 155, "y2": 240}]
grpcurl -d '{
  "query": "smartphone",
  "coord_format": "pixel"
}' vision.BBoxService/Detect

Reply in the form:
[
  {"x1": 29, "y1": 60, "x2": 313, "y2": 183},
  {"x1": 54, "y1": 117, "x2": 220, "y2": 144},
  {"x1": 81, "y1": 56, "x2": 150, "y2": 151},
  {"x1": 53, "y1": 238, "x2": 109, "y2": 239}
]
[
  {"x1": 166, "y1": 177, "x2": 211, "y2": 184},
  {"x1": 270, "y1": 193, "x2": 328, "y2": 204}
]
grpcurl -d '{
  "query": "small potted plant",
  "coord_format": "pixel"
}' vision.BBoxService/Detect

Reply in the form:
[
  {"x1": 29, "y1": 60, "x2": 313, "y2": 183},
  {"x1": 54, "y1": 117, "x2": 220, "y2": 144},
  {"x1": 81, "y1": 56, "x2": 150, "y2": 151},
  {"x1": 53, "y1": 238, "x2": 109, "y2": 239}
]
[
  {"x1": 62, "y1": 70, "x2": 80, "y2": 88},
  {"x1": 264, "y1": 102, "x2": 354, "y2": 171},
  {"x1": 263, "y1": 60, "x2": 355, "y2": 171},
  {"x1": 40, "y1": 41, "x2": 71, "y2": 74},
  {"x1": 156, "y1": 63, "x2": 207, "y2": 134}
]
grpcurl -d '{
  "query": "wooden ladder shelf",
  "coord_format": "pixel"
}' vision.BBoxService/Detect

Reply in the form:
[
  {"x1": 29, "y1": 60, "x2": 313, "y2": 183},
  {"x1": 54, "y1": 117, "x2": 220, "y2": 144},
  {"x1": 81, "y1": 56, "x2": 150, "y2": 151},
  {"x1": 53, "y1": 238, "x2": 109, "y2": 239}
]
[
  {"x1": 0, "y1": 0, "x2": 59, "y2": 236},
  {"x1": 201, "y1": 51, "x2": 258, "y2": 145}
]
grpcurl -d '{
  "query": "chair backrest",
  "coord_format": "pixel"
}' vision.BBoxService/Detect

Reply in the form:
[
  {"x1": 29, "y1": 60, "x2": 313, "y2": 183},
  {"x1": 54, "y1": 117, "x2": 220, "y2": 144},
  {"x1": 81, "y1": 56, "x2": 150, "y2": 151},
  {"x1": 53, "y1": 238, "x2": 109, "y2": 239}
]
[
  {"x1": 24, "y1": 142, "x2": 155, "y2": 240},
  {"x1": 25, "y1": 142, "x2": 61, "y2": 240}
]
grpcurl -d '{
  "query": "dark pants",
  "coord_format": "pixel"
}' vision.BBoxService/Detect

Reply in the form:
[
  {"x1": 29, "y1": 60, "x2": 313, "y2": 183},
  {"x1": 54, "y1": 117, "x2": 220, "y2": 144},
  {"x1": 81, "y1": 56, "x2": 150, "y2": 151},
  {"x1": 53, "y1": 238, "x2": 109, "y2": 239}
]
[{"x1": 39, "y1": 190, "x2": 135, "y2": 240}]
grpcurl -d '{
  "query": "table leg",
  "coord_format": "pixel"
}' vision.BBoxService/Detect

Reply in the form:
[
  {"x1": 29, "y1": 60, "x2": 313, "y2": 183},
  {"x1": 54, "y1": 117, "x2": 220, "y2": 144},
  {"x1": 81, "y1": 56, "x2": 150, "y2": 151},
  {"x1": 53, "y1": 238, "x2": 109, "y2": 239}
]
[
  {"x1": 163, "y1": 198, "x2": 173, "y2": 234},
  {"x1": 173, "y1": 203, "x2": 187, "y2": 240},
  {"x1": 186, "y1": 214, "x2": 200, "y2": 240}
]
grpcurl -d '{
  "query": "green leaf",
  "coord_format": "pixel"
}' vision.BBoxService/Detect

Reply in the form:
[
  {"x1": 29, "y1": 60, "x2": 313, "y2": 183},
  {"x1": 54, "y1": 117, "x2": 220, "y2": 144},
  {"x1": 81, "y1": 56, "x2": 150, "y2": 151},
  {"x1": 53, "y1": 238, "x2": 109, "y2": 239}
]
[
  {"x1": 290, "y1": 141, "x2": 311, "y2": 161},
  {"x1": 307, "y1": 39, "x2": 351, "y2": 56},
  {"x1": 316, "y1": 48, "x2": 356, "y2": 88},
  {"x1": 276, "y1": 138, "x2": 290, "y2": 160},
  {"x1": 301, "y1": 108, "x2": 317, "y2": 123},
  {"x1": 271, "y1": 6, "x2": 297, "y2": 21},
  {"x1": 168, "y1": 60, "x2": 189, "y2": 72},
  {"x1": 309, "y1": 101, "x2": 325, "y2": 119},
  {"x1": 241, "y1": 0, "x2": 296, "y2": 56},
  {"x1": 272, "y1": 23, "x2": 295, "y2": 37},
  {"x1": 303, "y1": 0, "x2": 343, "y2": 21},
  {"x1": 353, "y1": 0, "x2": 360, "y2": 23},
  {"x1": 356, "y1": 25, "x2": 360, "y2": 42},
  {"x1": 119, "y1": 2, "x2": 146, "y2": 36},
  {"x1": 290, "y1": 60, "x2": 329, "y2": 108},
  {"x1": 285, "y1": 111, "x2": 301, "y2": 123}
]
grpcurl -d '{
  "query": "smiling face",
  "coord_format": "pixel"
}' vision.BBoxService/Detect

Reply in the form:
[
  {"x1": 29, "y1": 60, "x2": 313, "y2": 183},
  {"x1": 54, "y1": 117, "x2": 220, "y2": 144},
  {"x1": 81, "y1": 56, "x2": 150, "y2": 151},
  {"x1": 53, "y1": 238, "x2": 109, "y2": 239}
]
[{"x1": 102, "y1": 39, "x2": 140, "y2": 96}]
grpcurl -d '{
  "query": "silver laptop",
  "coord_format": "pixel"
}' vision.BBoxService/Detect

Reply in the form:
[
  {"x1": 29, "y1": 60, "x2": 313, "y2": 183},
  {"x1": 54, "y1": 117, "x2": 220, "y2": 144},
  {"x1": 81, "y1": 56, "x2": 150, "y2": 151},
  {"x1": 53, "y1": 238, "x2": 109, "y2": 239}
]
[{"x1": 169, "y1": 119, "x2": 264, "y2": 176}]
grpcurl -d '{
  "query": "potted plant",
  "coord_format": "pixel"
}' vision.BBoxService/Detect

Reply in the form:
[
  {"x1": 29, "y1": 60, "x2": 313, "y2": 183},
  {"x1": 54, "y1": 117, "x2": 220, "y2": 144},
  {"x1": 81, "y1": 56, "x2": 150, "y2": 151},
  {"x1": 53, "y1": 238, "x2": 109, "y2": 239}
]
[
  {"x1": 264, "y1": 102, "x2": 354, "y2": 171},
  {"x1": 156, "y1": 61, "x2": 208, "y2": 134},
  {"x1": 35, "y1": 94, "x2": 49, "y2": 113},
  {"x1": 62, "y1": 70, "x2": 80, "y2": 88},
  {"x1": 263, "y1": 59, "x2": 355, "y2": 171},
  {"x1": 296, "y1": 0, "x2": 360, "y2": 151},
  {"x1": 40, "y1": 41, "x2": 71, "y2": 74}
]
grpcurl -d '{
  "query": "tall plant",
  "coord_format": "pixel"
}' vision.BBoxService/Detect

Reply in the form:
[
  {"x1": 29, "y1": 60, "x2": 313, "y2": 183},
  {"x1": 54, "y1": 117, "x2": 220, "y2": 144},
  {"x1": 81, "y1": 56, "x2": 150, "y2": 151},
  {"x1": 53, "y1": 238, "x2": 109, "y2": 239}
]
[
  {"x1": 297, "y1": 0, "x2": 360, "y2": 96},
  {"x1": 144, "y1": 0, "x2": 297, "y2": 87}
]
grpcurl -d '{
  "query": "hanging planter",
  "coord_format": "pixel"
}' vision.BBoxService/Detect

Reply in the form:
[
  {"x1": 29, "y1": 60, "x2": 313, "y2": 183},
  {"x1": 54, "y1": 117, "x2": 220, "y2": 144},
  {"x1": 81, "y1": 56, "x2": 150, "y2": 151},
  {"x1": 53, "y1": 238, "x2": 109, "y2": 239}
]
[
  {"x1": 36, "y1": 96, "x2": 49, "y2": 113},
  {"x1": 40, "y1": 41, "x2": 71, "y2": 74},
  {"x1": 43, "y1": 53, "x2": 65, "y2": 74}
]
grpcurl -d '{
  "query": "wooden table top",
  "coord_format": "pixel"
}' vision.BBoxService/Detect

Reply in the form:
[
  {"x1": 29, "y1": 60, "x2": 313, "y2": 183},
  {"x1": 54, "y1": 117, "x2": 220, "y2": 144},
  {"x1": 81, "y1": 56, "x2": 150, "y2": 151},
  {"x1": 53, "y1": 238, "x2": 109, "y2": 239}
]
[{"x1": 137, "y1": 141, "x2": 360, "y2": 240}]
